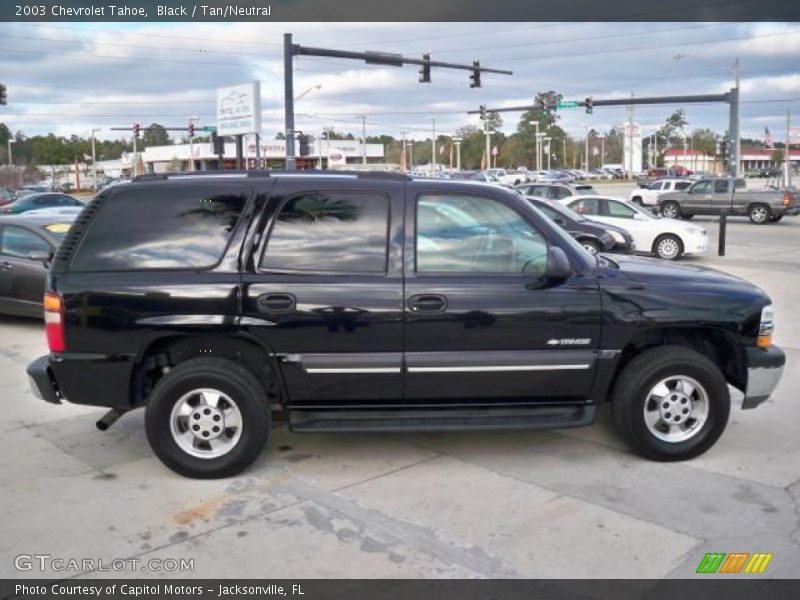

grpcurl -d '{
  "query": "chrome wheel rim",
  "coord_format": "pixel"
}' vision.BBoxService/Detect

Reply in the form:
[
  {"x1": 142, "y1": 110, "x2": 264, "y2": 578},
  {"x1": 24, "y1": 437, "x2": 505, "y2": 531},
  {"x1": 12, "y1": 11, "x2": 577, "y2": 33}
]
[
  {"x1": 657, "y1": 237, "x2": 680, "y2": 260},
  {"x1": 751, "y1": 207, "x2": 768, "y2": 223},
  {"x1": 169, "y1": 388, "x2": 243, "y2": 459},
  {"x1": 643, "y1": 375, "x2": 709, "y2": 443},
  {"x1": 662, "y1": 204, "x2": 678, "y2": 218},
  {"x1": 582, "y1": 243, "x2": 598, "y2": 255}
]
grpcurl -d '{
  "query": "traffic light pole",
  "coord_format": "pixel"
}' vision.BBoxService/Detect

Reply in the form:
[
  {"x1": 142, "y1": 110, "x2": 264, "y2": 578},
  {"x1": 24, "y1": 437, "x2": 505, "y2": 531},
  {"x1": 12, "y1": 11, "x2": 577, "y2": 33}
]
[
  {"x1": 283, "y1": 32, "x2": 512, "y2": 170},
  {"x1": 470, "y1": 91, "x2": 739, "y2": 175}
]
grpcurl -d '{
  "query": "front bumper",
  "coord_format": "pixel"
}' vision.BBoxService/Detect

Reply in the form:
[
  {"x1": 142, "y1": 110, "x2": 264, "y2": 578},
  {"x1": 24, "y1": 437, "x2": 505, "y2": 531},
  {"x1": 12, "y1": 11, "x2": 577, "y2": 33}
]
[
  {"x1": 743, "y1": 345, "x2": 785, "y2": 409},
  {"x1": 27, "y1": 355, "x2": 61, "y2": 404}
]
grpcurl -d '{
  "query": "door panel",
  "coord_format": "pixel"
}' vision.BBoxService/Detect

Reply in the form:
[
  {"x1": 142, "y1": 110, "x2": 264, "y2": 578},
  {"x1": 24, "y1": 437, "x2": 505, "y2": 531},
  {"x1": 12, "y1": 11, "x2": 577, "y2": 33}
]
[
  {"x1": 0, "y1": 225, "x2": 51, "y2": 314},
  {"x1": 240, "y1": 180, "x2": 405, "y2": 407},
  {"x1": 404, "y1": 190, "x2": 602, "y2": 404}
]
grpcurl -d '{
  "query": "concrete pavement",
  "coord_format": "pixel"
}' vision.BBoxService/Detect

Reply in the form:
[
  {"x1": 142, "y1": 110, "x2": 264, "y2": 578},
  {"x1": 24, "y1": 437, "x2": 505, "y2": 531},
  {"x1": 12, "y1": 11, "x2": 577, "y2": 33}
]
[{"x1": 1, "y1": 213, "x2": 798, "y2": 579}]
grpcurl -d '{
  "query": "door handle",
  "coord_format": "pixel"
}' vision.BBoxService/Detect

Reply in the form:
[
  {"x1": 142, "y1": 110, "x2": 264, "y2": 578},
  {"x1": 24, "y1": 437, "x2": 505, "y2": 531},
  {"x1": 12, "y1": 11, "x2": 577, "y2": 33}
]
[
  {"x1": 408, "y1": 294, "x2": 447, "y2": 313},
  {"x1": 256, "y1": 293, "x2": 296, "y2": 314}
]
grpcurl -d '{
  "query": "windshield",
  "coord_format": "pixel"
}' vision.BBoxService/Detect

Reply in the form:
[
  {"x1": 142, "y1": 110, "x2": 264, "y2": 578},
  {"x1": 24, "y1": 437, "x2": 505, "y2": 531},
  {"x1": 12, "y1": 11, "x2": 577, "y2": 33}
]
[
  {"x1": 525, "y1": 204, "x2": 596, "y2": 262},
  {"x1": 626, "y1": 200, "x2": 658, "y2": 219}
]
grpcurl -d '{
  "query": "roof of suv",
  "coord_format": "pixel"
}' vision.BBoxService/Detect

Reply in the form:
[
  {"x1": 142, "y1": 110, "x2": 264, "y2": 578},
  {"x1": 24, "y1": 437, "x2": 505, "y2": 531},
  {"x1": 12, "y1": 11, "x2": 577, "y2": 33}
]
[{"x1": 131, "y1": 170, "x2": 413, "y2": 183}]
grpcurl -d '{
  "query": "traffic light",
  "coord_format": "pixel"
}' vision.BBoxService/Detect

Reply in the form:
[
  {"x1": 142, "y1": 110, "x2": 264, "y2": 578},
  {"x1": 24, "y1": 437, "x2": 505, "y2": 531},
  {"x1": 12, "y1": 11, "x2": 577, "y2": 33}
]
[
  {"x1": 211, "y1": 131, "x2": 225, "y2": 155},
  {"x1": 585, "y1": 96, "x2": 593, "y2": 115},
  {"x1": 0, "y1": 84, "x2": 7, "y2": 106},
  {"x1": 188, "y1": 122, "x2": 195, "y2": 137},
  {"x1": 479, "y1": 104, "x2": 487, "y2": 120},
  {"x1": 298, "y1": 134, "x2": 310, "y2": 157},
  {"x1": 133, "y1": 122, "x2": 141, "y2": 138},
  {"x1": 419, "y1": 53, "x2": 431, "y2": 83},
  {"x1": 470, "y1": 61, "x2": 481, "y2": 88}
]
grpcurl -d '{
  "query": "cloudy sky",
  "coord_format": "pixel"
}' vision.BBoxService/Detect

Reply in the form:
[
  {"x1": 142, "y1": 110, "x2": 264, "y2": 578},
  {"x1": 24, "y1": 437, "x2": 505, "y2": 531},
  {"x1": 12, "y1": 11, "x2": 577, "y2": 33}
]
[{"x1": 0, "y1": 21, "x2": 798, "y2": 144}]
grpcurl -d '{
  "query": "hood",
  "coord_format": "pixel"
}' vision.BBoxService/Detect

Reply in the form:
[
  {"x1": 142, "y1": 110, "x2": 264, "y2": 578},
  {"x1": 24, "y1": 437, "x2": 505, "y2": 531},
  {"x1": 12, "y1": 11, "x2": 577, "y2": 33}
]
[{"x1": 606, "y1": 254, "x2": 768, "y2": 301}]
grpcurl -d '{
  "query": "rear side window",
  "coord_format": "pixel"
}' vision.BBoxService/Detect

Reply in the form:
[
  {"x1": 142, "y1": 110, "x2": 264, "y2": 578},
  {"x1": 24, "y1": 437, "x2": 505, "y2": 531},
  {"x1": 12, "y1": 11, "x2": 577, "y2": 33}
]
[
  {"x1": 261, "y1": 192, "x2": 389, "y2": 273},
  {"x1": 71, "y1": 186, "x2": 247, "y2": 271},
  {"x1": 714, "y1": 180, "x2": 729, "y2": 194},
  {"x1": 1, "y1": 226, "x2": 51, "y2": 257},
  {"x1": 675, "y1": 182, "x2": 691, "y2": 191}
]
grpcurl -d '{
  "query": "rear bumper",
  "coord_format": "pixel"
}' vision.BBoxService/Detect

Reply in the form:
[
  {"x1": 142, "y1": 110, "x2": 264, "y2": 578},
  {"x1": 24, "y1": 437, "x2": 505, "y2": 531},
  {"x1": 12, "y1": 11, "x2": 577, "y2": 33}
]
[
  {"x1": 743, "y1": 345, "x2": 785, "y2": 409},
  {"x1": 27, "y1": 355, "x2": 61, "y2": 404},
  {"x1": 26, "y1": 353, "x2": 135, "y2": 408}
]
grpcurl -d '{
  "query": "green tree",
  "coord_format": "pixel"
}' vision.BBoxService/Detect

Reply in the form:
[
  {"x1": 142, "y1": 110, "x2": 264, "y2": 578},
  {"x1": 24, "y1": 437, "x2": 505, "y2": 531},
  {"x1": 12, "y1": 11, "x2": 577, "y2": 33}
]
[{"x1": 143, "y1": 123, "x2": 170, "y2": 147}]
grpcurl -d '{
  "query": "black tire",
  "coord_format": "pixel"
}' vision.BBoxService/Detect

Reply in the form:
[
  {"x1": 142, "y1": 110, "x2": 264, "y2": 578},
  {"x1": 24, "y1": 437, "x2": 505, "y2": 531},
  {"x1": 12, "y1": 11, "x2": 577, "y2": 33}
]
[
  {"x1": 579, "y1": 239, "x2": 601, "y2": 255},
  {"x1": 145, "y1": 357, "x2": 270, "y2": 479},
  {"x1": 749, "y1": 203, "x2": 771, "y2": 224},
  {"x1": 610, "y1": 346, "x2": 730, "y2": 461},
  {"x1": 653, "y1": 234, "x2": 683, "y2": 260},
  {"x1": 682, "y1": 214, "x2": 694, "y2": 220},
  {"x1": 660, "y1": 201, "x2": 681, "y2": 219},
  {"x1": 770, "y1": 214, "x2": 783, "y2": 223},
  {"x1": 631, "y1": 196, "x2": 643, "y2": 206}
]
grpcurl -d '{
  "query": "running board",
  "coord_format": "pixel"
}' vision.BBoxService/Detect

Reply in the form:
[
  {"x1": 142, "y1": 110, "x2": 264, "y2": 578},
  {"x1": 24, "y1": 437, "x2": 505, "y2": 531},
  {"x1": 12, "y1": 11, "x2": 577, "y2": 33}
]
[{"x1": 288, "y1": 404, "x2": 595, "y2": 433}]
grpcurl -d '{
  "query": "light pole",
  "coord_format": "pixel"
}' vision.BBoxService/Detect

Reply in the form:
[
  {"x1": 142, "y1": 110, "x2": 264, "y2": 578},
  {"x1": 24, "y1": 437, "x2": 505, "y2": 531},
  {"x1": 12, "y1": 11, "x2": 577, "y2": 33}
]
[
  {"x1": 90, "y1": 128, "x2": 100, "y2": 191},
  {"x1": 430, "y1": 117, "x2": 436, "y2": 174},
  {"x1": 295, "y1": 83, "x2": 322, "y2": 102},
  {"x1": 361, "y1": 115, "x2": 367, "y2": 165},
  {"x1": 535, "y1": 132, "x2": 545, "y2": 172},
  {"x1": 544, "y1": 137, "x2": 552, "y2": 170},
  {"x1": 529, "y1": 120, "x2": 540, "y2": 171},
  {"x1": 7, "y1": 139, "x2": 14, "y2": 166},
  {"x1": 453, "y1": 136, "x2": 462, "y2": 171},
  {"x1": 187, "y1": 116, "x2": 199, "y2": 172},
  {"x1": 596, "y1": 135, "x2": 605, "y2": 170}
]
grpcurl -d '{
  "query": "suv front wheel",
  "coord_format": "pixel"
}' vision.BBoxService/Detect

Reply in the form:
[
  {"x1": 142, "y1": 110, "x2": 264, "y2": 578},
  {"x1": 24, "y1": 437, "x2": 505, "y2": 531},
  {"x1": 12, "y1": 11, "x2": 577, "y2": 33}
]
[
  {"x1": 610, "y1": 346, "x2": 730, "y2": 461},
  {"x1": 145, "y1": 357, "x2": 270, "y2": 478}
]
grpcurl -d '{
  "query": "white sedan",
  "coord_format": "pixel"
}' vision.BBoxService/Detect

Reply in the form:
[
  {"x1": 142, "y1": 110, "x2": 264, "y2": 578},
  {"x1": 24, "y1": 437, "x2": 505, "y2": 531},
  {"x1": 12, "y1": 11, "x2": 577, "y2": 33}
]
[
  {"x1": 560, "y1": 195, "x2": 708, "y2": 260},
  {"x1": 629, "y1": 179, "x2": 693, "y2": 207}
]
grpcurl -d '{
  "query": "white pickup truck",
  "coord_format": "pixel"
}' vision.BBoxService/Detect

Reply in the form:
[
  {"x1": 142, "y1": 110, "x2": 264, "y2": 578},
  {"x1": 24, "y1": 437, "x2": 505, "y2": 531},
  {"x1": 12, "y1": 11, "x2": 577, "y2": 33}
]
[
  {"x1": 486, "y1": 168, "x2": 528, "y2": 186},
  {"x1": 630, "y1": 179, "x2": 692, "y2": 207}
]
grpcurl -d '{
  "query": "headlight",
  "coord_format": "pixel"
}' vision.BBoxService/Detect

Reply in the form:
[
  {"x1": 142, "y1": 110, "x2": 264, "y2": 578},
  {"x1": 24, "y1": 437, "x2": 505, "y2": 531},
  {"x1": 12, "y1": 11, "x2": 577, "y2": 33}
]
[
  {"x1": 758, "y1": 304, "x2": 775, "y2": 349},
  {"x1": 606, "y1": 229, "x2": 626, "y2": 244}
]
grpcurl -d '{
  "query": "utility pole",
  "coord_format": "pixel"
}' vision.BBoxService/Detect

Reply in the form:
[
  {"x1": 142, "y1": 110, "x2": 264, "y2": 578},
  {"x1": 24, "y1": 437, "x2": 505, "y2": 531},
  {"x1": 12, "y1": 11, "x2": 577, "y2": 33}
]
[
  {"x1": 400, "y1": 130, "x2": 407, "y2": 172},
  {"x1": 430, "y1": 117, "x2": 436, "y2": 174},
  {"x1": 284, "y1": 33, "x2": 296, "y2": 170},
  {"x1": 90, "y1": 128, "x2": 100, "y2": 191},
  {"x1": 562, "y1": 138, "x2": 566, "y2": 168},
  {"x1": 361, "y1": 115, "x2": 367, "y2": 165},
  {"x1": 786, "y1": 108, "x2": 792, "y2": 188},
  {"x1": 408, "y1": 140, "x2": 413, "y2": 170},
  {"x1": 529, "y1": 120, "x2": 540, "y2": 171},
  {"x1": 734, "y1": 57, "x2": 741, "y2": 177},
  {"x1": 6, "y1": 139, "x2": 13, "y2": 166},
  {"x1": 483, "y1": 119, "x2": 494, "y2": 171},
  {"x1": 453, "y1": 136, "x2": 462, "y2": 171},
  {"x1": 132, "y1": 133, "x2": 137, "y2": 176},
  {"x1": 584, "y1": 128, "x2": 589, "y2": 171}
]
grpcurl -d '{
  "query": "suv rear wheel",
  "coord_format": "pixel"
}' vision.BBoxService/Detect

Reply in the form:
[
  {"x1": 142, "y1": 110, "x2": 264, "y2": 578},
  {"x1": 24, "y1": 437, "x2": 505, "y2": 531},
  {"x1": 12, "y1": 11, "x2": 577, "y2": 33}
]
[
  {"x1": 145, "y1": 357, "x2": 270, "y2": 478},
  {"x1": 610, "y1": 346, "x2": 730, "y2": 461},
  {"x1": 749, "y1": 204, "x2": 771, "y2": 224},
  {"x1": 660, "y1": 201, "x2": 681, "y2": 219},
  {"x1": 580, "y1": 239, "x2": 600, "y2": 255}
]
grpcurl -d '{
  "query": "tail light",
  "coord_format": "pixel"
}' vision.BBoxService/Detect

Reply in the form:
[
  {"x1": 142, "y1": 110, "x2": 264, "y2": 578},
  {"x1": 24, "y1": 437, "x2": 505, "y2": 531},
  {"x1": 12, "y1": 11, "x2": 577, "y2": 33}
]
[
  {"x1": 782, "y1": 193, "x2": 791, "y2": 207},
  {"x1": 44, "y1": 293, "x2": 65, "y2": 352}
]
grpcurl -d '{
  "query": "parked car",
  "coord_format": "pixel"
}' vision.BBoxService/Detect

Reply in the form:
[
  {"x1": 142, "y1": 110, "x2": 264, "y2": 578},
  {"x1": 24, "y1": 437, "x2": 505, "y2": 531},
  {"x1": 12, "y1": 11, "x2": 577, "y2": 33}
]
[
  {"x1": 449, "y1": 171, "x2": 509, "y2": 188},
  {"x1": 0, "y1": 193, "x2": 83, "y2": 215},
  {"x1": 629, "y1": 179, "x2": 692, "y2": 207},
  {"x1": 485, "y1": 168, "x2": 524, "y2": 186},
  {"x1": 23, "y1": 206, "x2": 85, "y2": 217},
  {"x1": 657, "y1": 177, "x2": 798, "y2": 224},
  {"x1": 0, "y1": 214, "x2": 76, "y2": 317},
  {"x1": 539, "y1": 171, "x2": 575, "y2": 183},
  {"x1": 759, "y1": 167, "x2": 782, "y2": 178},
  {"x1": 27, "y1": 171, "x2": 784, "y2": 478},
  {"x1": 515, "y1": 182, "x2": 597, "y2": 200},
  {"x1": 525, "y1": 195, "x2": 635, "y2": 255},
  {"x1": 563, "y1": 195, "x2": 708, "y2": 260},
  {"x1": 589, "y1": 169, "x2": 614, "y2": 180},
  {"x1": 0, "y1": 187, "x2": 14, "y2": 207}
]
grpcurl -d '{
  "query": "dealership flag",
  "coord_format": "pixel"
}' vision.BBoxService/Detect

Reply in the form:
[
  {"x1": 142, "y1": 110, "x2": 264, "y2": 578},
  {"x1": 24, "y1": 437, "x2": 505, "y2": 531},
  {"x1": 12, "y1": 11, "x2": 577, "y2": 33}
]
[
  {"x1": 439, "y1": 144, "x2": 445, "y2": 155},
  {"x1": 765, "y1": 127, "x2": 775, "y2": 149},
  {"x1": 492, "y1": 145, "x2": 498, "y2": 156}
]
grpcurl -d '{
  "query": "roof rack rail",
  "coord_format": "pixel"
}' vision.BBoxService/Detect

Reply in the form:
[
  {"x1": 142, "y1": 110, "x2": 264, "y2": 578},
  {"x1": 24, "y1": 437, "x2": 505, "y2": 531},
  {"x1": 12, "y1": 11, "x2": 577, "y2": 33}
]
[{"x1": 131, "y1": 169, "x2": 411, "y2": 182}]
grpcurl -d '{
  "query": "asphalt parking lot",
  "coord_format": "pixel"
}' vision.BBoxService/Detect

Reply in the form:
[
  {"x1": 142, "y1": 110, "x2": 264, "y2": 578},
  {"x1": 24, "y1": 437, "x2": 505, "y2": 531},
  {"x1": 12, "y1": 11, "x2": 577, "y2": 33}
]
[{"x1": 2, "y1": 188, "x2": 799, "y2": 580}]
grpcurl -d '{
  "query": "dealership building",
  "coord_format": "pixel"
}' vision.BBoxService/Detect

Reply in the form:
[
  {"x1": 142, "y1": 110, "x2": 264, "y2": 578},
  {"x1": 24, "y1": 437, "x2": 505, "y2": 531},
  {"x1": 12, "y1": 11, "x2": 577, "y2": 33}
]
[{"x1": 664, "y1": 148, "x2": 800, "y2": 174}]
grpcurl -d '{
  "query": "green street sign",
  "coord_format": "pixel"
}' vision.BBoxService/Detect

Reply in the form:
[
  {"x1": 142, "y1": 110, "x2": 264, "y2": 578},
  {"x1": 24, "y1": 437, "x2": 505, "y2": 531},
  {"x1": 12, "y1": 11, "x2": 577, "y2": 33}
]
[
  {"x1": 557, "y1": 100, "x2": 580, "y2": 109},
  {"x1": 201, "y1": 126, "x2": 217, "y2": 132}
]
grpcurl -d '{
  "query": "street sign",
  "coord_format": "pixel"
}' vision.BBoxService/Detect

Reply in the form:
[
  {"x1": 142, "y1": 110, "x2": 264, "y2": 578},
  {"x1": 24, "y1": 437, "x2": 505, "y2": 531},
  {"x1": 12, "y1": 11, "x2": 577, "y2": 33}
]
[
  {"x1": 557, "y1": 100, "x2": 581, "y2": 109},
  {"x1": 202, "y1": 126, "x2": 217, "y2": 133}
]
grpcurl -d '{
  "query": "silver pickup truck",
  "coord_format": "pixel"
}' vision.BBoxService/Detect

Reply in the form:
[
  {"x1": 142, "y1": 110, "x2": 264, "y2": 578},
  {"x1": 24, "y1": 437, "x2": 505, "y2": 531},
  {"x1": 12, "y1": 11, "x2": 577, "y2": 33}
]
[{"x1": 658, "y1": 177, "x2": 799, "y2": 224}]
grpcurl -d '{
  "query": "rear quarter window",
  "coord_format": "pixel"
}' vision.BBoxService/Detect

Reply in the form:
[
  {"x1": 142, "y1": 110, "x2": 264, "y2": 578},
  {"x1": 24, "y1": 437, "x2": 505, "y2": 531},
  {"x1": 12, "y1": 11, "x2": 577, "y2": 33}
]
[{"x1": 70, "y1": 185, "x2": 248, "y2": 271}]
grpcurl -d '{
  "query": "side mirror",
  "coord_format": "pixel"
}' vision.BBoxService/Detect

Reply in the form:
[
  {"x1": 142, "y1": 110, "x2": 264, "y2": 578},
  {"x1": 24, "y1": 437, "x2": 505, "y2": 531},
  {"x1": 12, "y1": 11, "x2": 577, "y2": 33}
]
[
  {"x1": 527, "y1": 246, "x2": 572, "y2": 290},
  {"x1": 633, "y1": 213, "x2": 648, "y2": 221},
  {"x1": 553, "y1": 217, "x2": 567, "y2": 227}
]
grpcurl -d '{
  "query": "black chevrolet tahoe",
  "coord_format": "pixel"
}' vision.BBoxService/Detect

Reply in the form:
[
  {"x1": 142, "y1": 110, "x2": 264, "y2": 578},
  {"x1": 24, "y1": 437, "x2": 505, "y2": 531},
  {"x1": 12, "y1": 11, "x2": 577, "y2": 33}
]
[{"x1": 27, "y1": 171, "x2": 785, "y2": 478}]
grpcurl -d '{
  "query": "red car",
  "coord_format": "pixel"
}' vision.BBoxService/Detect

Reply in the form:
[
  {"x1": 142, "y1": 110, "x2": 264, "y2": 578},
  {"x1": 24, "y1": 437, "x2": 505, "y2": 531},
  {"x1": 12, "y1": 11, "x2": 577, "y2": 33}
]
[{"x1": 0, "y1": 188, "x2": 14, "y2": 207}]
